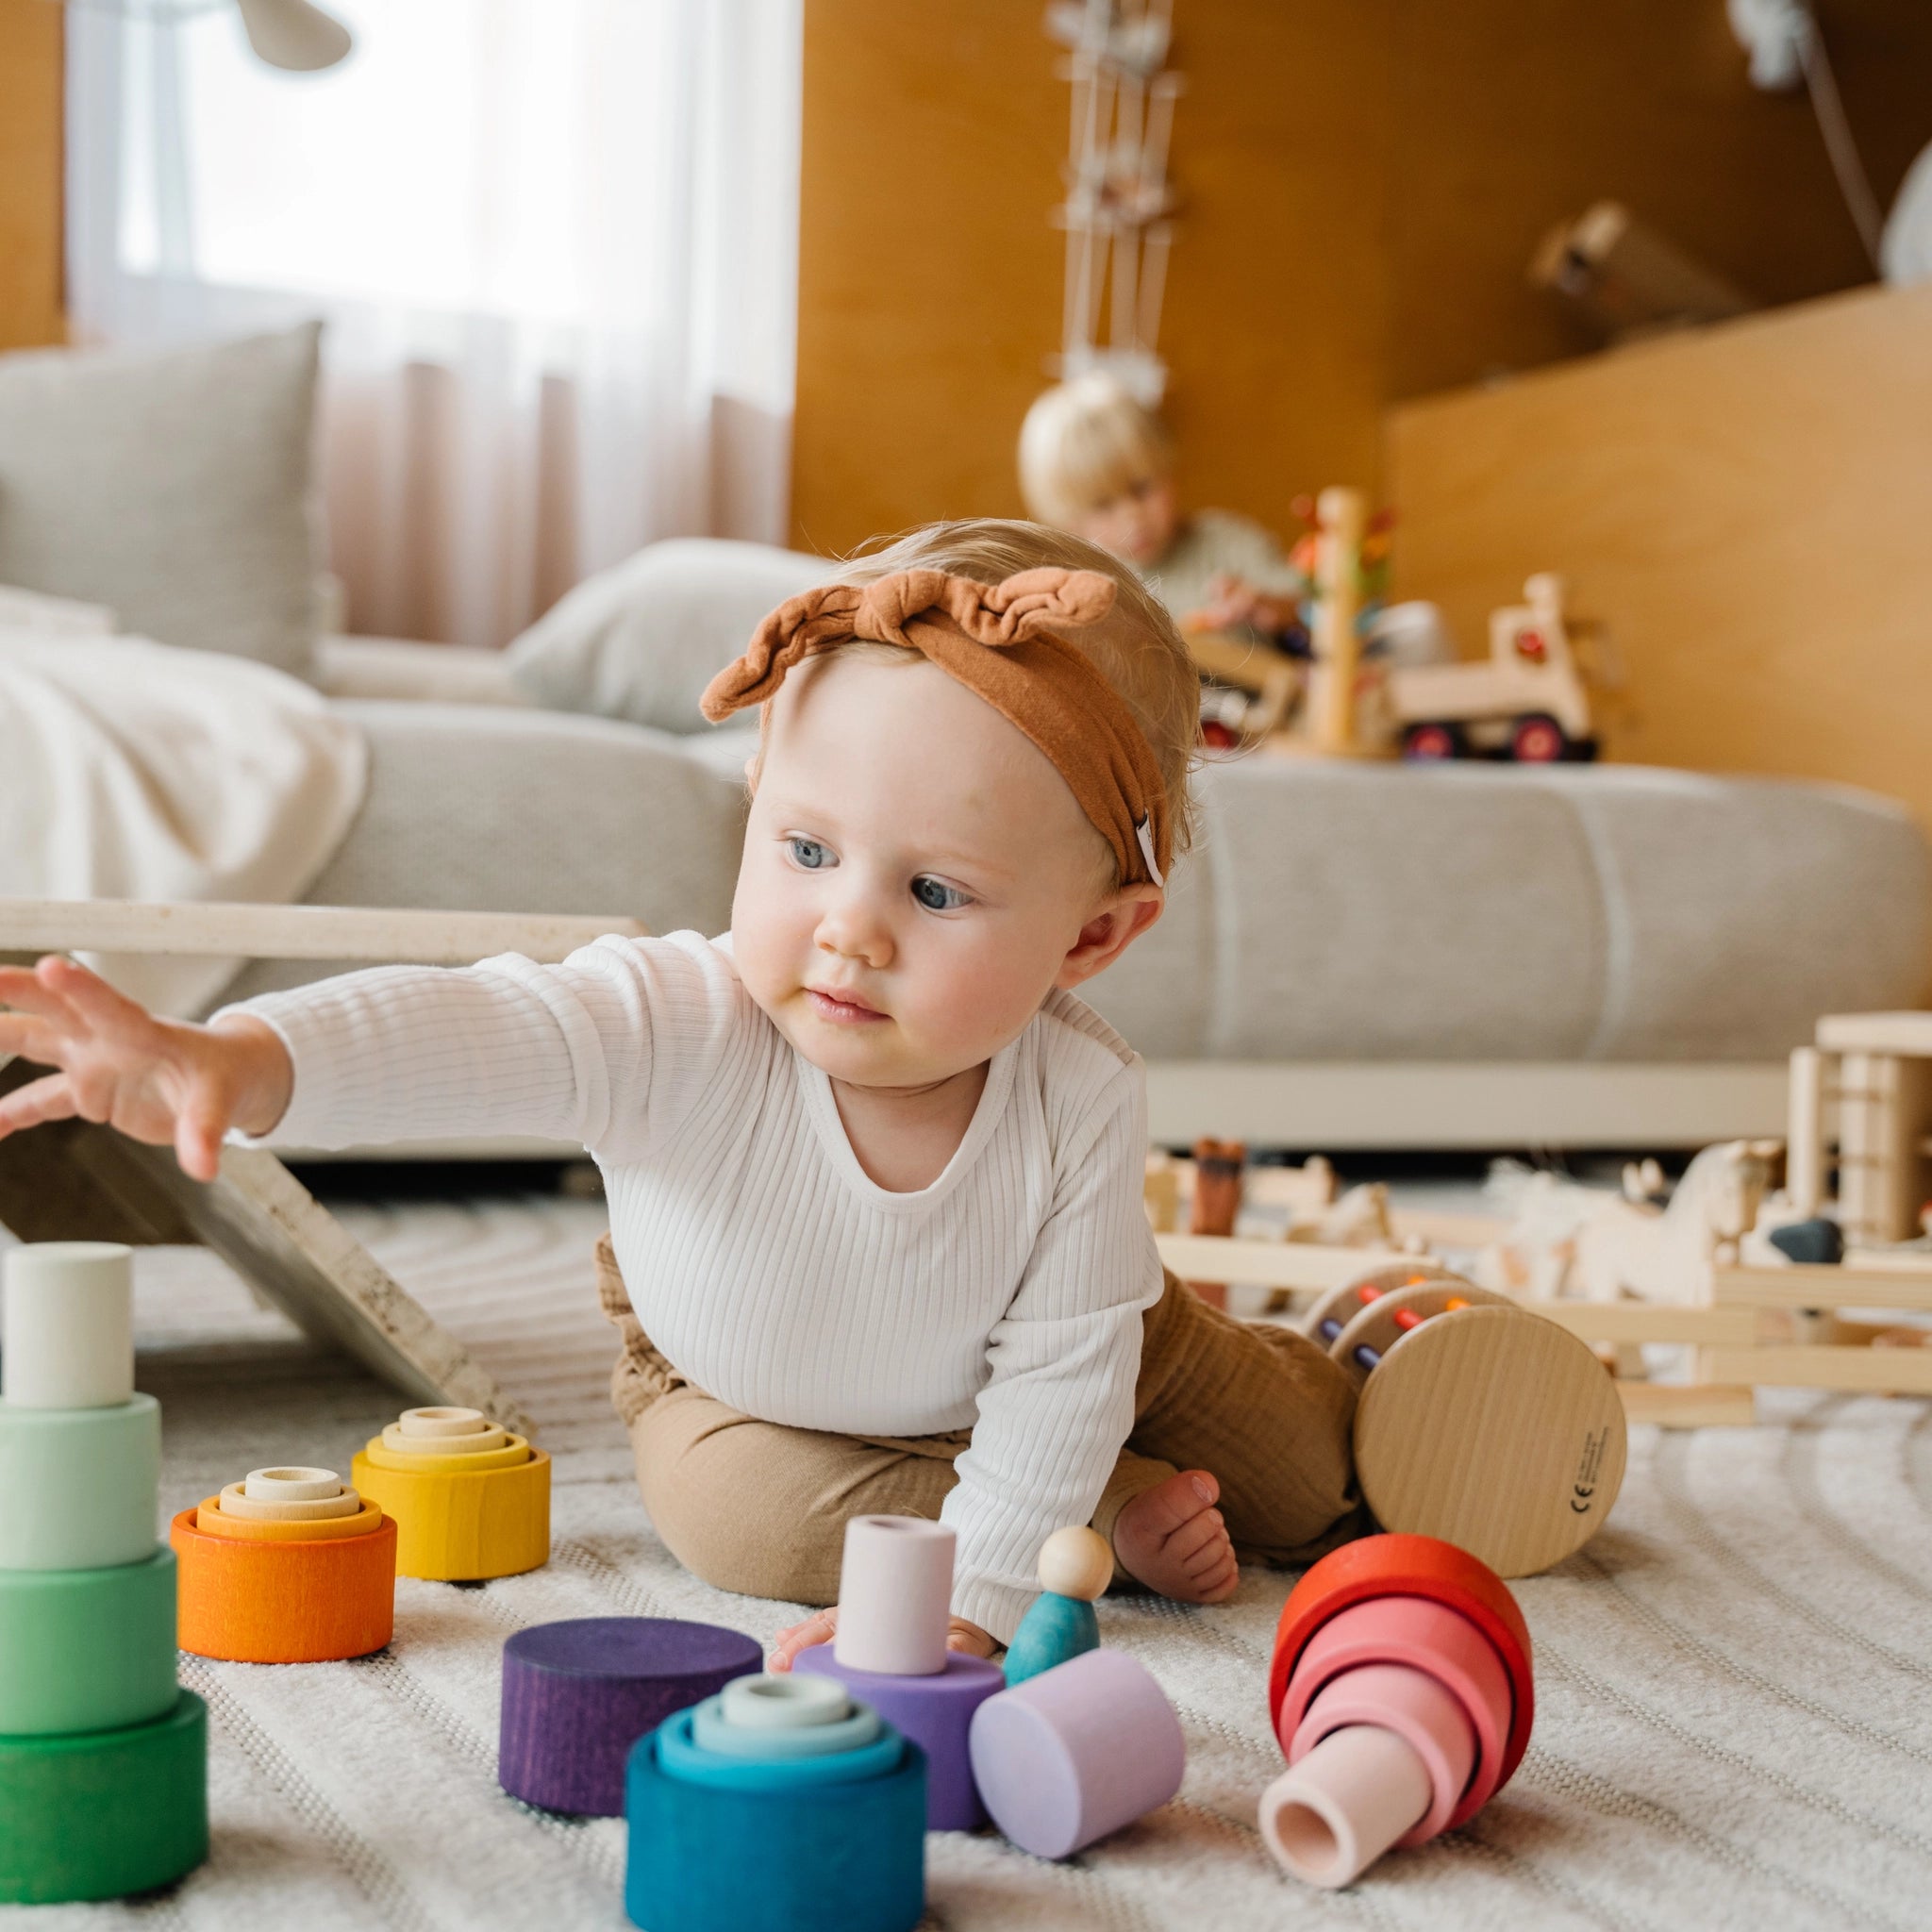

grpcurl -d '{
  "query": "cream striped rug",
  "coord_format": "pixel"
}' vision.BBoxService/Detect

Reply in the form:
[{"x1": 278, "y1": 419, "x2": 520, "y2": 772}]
[{"x1": 12, "y1": 1193, "x2": 1929, "y2": 1932}]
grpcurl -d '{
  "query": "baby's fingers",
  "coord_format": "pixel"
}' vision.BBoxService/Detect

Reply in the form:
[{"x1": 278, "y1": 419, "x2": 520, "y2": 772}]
[
  {"x1": 37, "y1": 955, "x2": 155, "y2": 1039},
  {"x1": 174, "y1": 1083, "x2": 233, "y2": 1185},
  {"x1": 0, "y1": 1011, "x2": 54, "y2": 1062},
  {"x1": 0, "y1": 1072, "x2": 79, "y2": 1141},
  {"x1": 768, "y1": 1608, "x2": 838, "y2": 1673},
  {"x1": 0, "y1": 963, "x2": 81, "y2": 1028}
]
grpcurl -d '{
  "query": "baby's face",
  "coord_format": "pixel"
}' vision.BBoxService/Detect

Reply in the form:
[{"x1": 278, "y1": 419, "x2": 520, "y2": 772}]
[
  {"x1": 731, "y1": 652, "x2": 1145, "y2": 1091},
  {"x1": 1070, "y1": 475, "x2": 1177, "y2": 566}
]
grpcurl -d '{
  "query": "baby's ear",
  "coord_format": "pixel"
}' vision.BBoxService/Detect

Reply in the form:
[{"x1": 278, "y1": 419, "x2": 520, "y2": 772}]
[{"x1": 1057, "y1": 886, "x2": 1164, "y2": 991}]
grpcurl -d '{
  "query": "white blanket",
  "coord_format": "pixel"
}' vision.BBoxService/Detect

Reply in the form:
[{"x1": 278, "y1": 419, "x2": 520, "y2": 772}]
[{"x1": 0, "y1": 627, "x2": 367, "y2": 1016}]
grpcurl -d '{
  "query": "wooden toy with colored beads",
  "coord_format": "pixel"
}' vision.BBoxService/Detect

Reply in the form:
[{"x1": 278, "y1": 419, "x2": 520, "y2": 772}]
[{"x1": 1300, "y1": 1265, "x2": 1628, "y2": 1577}]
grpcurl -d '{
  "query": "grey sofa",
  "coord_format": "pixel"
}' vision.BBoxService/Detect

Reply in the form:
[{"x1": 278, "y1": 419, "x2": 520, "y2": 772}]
[{"x1": 235, "y1": 630, "x2": 1931, "y2": 1150}]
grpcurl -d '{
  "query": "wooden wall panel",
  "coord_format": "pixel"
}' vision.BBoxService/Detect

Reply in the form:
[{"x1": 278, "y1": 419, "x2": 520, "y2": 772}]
[
  {"x1": 794, "y1": 0, "x2": 1932, "y2": 554},
  {"x1": 1386, "y1": 281, "x2": 1932, "y2": 841},
  {"x1": 0, "y1": 0, "x2": 66, "y2": 350}
]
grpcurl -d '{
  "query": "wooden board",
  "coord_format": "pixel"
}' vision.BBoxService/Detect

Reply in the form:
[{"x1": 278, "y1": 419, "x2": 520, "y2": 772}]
[
  {"x1": 1530, "y1": 1302, "x2": 1757, "y2": 1347},
  {"x1": 0, "y1": 900, "x2": 645, "y2": 965},
  {"x1": 0, "y1": 1063, "x2": 533, "y2": 1436},
  {"x1": 1154, "y1": 1233, "x2": 1424, "y2": 1292},
  {"x1": 1816, "y1": 1013, "x2": 1932, "y2": 1057},
  {"x1": 1711, "y1": 1263, "x2": 1932, "y2": 1314},
  {"x1": 1702, "y1": 1345, "x2": 1932, "y2": 1396},
  {"x1": 1616, "y1": 1382, "x2": 1756, "y2": 1429}
]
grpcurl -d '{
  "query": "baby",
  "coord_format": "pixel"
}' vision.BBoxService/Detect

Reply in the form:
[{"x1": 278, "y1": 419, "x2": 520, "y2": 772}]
[
  {"x1": 1020, "y1": 373, "x2": 1306, "y2": 640},
  {"x1": 0, "y1": 519, "x2": 1356, "y2": 1663}
]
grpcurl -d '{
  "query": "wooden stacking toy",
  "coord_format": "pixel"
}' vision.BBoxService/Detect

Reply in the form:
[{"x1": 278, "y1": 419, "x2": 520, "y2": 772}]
[
  {"x1": 1304, "y1": 1266, "x2": 1626, "y2": 1576},
  {"x1": 172, "y1": 1463, "x2": 396, "y2": 1662},
  {"x1": 351, "y1": 1404, "x2": 550, "y2": 1581},
  {"x1": 968, "y1": 1646, "x2": 1187, "y2": 1858},
  {"x1": 625, "y1": 1670, "x2": 926, "y2": 1932},
  {"x1": 0, "y1": 1242, "x2": 208, "y2": 1903},
  {"x1": 1001, "y1": 1524, "x2": 1108, "y2": 1686},
  {"x1": 793, "y1": 1515, "x2": 1005, "y2": 1829},
  {"x1": 1261, "y1": 1533, "x2": 1534, "y2": 1889},
  {"x1": 499, "y1": 1616, "x2": 761, "y2": 1815}
]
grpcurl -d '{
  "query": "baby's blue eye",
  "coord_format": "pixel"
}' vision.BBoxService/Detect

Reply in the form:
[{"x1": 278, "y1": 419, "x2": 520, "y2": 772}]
[
  {"x1": 911, "y1": 876, "x2": 968, "y2": 912},
  {"x1": 788, "y1": 837, "x2": 832, "y2": 870}
]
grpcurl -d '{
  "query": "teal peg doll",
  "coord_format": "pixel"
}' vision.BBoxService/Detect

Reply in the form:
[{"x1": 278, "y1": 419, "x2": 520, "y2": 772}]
[{"x1": 1003, "y1": 1525, "x2": 1111, "y2": 1686}]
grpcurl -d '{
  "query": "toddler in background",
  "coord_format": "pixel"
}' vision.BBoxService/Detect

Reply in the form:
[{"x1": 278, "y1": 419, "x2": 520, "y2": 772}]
[
  {"x1": 0, "y1": 519, "x2": 1357, "y2": 1665},
  {"x1": 1020, "y1": 372, "x2": 1304, "y2": 637}
]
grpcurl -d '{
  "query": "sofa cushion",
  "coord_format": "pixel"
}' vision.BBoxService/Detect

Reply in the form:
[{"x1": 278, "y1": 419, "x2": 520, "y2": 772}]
[
  {"x1": 508, "y1": 537, "x2": 827, "y2": 734},
  {"x1": 1082, "y1": 760, "x2": 1932, "y2": 1062},
  {"x1": 0, "y1": 323, "x2": 324, "y2": 677}
]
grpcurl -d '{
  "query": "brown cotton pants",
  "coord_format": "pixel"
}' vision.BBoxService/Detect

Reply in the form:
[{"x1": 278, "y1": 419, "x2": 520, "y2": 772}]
[{"x1": 594, "y1": 1235, "x2": 1362, "y2": 1608}]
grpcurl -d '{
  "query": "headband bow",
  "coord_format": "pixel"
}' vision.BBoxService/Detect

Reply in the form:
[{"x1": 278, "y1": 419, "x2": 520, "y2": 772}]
[{"x1": 701, "y1": 565, "x2": 1171, "y2": 888}]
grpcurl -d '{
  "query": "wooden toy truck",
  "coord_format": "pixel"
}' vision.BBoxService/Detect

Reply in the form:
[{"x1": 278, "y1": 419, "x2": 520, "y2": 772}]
[{"x1": 1390, "y1": 573, "x2": 1596, "y2": 763}]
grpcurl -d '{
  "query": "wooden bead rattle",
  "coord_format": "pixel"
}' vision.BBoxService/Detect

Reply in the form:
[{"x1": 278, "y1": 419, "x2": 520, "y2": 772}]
[
  {"x1": 626, "y1": 1668, "x2": 925, "y2": 1932},
  {"x1": 351, "y1": 1406, "x2": 551, "y2": 1581},
  {"x1": 795, "y1": 1516, "x2": 1004, "y2": 1828},
  {"x1": 1305, "y1": 1267, "x2": 1627, "y2": 1576},
  {"x1": 1002, "y1": 1524, "x2": 1108, "y2": 1686},
  {"x1": 172, "y1": 1464, "x2": 396, "y2": 1662},
  {"x1": 1262, "y1": 1533, "x2": 1534, "y2": 1889}
]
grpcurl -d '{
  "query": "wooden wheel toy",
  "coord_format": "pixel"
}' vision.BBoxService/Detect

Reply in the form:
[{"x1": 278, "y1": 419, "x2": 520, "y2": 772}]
[{"x1": 1307, "y1": 1268, "x2": 1626, "y2": 1576}]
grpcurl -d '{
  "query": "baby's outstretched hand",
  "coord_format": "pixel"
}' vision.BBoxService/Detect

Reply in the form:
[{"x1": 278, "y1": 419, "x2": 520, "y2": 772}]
[
  {"x1": 767, "y1": 1604, "x2": 996, "y2": 1673},
  {"x1": 0, "y1": 956, "x2": 292, "y2": 1182}
]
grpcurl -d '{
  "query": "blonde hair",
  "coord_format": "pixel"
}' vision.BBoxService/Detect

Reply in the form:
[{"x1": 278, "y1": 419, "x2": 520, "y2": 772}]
[
  {"x1": 1018, "y1": 375, "x2": 1174, "y2": 525},
  {"x1": 831, "y1": 518, "x2": 1199, "y2": 879}
]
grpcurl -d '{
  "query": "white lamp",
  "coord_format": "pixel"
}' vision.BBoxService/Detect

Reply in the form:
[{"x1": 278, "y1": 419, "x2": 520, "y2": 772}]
[
  {"x1": 60, "y1": 0, "x2": 354, "y2": 74},
  {"x1": 234, "y1": 0, "x2": 352, "y2": 72}
]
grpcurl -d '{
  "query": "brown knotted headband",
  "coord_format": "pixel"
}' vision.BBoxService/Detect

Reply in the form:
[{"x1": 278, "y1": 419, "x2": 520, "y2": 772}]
[{"x1": 700, "y1": 566, "x2": 1171, "y2": 888}]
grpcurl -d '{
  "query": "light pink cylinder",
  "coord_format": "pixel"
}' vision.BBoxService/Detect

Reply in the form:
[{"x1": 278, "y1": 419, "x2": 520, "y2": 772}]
[
  {"x1": 968, "y1": 1648, "x2": 1185, "y2": 1859},
  {"x1": 1260, "y1": 1724, "x2": 1432, "y2": 1890},
  {"x1": 1291, "y1": 1662, "x2": 1475, "y2": 1843},
  {"x1": 833, "y1": 1515, "x2": 956, "y2": 1676}
]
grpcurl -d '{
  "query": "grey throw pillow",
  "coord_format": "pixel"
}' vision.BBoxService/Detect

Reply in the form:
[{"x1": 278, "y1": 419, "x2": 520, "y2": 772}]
[
  {"x1": 0, "y1": 323, "x2": 324, "y2": 678},
  {"x1": 508, "y1": 537, "x2": 828, "y2": 735}
]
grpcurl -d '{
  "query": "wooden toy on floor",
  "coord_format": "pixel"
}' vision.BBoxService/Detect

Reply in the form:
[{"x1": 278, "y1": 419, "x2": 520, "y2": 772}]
[
  {"x1": 1261, "y1": 1534, "x2": 1533, "y2": 1889},
  {"x1": 794, "y1": 1516, "x2": 1005, "y2": 1829},
  {"x1": 968, "y1": 1646, "x2": 1187, "y2": 1859},
  {"x1": 1184, "y1": 1136, "x2": 1245, "y2": 1308},
  {"x1": 1391, "y1": 573, "x2": 1597, "y2": 763},
  {"x1": 351, "y1": 1405, "x2": 550, "y2": 1580},
  {"x1": 0, "y1": 1242, "x2": 208, "y2": 1904},
  {"x1": 626, "y1": 1670, "x2": 926, "y2": 1932},
  {"x1": 171, "y1": 1464, "x2": 396, "y2": 1663},
  {"x1": 1302, "y1": 1266, "x2": 1626, "y2": 1575},
  {"x1": 499, "y1": 1617, "x2": 763, "y2": 1816},
  {"x1": 1001, "y1": 1525, "x2": 1109, "y2": 1686}
]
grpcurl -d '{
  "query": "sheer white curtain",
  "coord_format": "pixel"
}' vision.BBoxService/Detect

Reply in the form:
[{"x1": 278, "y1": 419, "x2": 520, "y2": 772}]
[{"x1": 67, "y1": 0, "x2": 803, "y2": 650}]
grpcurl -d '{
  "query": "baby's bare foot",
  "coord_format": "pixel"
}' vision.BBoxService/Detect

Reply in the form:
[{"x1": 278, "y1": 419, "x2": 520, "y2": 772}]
[{"x1": 1112, "y1": 1470, "x2": 1239, "y2": 1604}]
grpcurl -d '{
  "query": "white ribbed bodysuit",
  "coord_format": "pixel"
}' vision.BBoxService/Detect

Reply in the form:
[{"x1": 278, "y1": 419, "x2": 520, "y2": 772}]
[{"x1": 227, "y1": 930, "x2": 1162, "y2": 1638}]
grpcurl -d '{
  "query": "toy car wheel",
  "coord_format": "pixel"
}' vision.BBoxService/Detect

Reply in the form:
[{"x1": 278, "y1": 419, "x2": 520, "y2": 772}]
[
  {"x1": 1402, "y1": 722, "x2": 1465, "y2": 761},
  {"x1": 1509, "y1": 713, "x2": 1570, "y2": 762}
]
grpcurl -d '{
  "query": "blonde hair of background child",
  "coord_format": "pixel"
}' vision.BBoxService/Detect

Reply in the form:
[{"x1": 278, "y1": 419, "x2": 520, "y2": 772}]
[
  {"x1": 804, "y1": 518, "x2": 1200, "y2": 883},
  {"x1": 1018, "y1": 375, "x2": 1175, "y2": 526}
]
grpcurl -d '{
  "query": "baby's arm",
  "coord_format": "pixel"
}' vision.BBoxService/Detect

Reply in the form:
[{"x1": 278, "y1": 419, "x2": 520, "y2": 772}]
[
  {"x1": 942, "y1": 1067, "x2": 1162, "y2": 1642},
  {"x1": 0, "y1": 933, "x2": 737, "y2": 1174}
]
